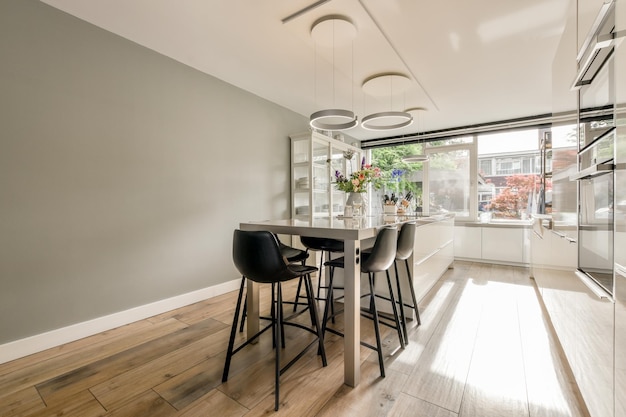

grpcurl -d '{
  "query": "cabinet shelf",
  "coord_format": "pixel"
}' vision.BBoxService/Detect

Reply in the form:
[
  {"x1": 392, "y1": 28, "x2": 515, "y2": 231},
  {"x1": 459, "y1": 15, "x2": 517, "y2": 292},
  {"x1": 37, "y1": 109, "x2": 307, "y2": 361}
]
[{"x1": 291, "y1": 131, "x2": 362, "y2": 221}]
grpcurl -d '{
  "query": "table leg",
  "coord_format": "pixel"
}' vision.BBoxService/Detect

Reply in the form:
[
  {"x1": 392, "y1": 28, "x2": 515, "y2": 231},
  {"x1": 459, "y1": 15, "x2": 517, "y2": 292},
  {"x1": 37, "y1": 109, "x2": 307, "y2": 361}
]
[
  {"x1": 246, "y1": 279, "x2": 259, "y2": 342},
  {"x1": 343, "y1": 239, "x2": 361, "y2": 387}
]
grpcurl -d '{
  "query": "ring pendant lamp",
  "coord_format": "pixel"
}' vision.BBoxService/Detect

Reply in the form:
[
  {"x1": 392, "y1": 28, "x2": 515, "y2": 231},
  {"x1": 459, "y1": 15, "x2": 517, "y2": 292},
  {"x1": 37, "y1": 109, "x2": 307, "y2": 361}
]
[
  {"x1": 309, "y1": 16, "x2": 358, "y2": 131},
  {"x1": 361, "y1": 73, "x2": 413, "y2": 131},
  {"x1": 361, "y1": 111, "x2": 413, "y2": 130}
]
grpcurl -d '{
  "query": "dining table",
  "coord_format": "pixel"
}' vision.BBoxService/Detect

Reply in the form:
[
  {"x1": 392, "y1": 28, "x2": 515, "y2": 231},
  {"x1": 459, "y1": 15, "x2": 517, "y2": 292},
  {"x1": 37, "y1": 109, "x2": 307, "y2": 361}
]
[{"x1": 239, "y1": 215, "x2": 416, "y2": 387}]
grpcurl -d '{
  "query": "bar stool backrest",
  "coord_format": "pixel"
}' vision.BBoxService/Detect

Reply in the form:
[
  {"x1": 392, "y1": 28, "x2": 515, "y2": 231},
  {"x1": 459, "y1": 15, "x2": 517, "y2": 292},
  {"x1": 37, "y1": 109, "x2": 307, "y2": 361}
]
[
  {"x1": 396, "y1": 222, "x2": 417, "y2": 260},
  {"x1": 361, "y1": 226, "x2": 398, "y2": 273},
  {"x1": 233, "y1": 230, "x2": 293, "y2": 284},
  {"x1": 300, "y1": 236, "x2": 344, "y2": 252}
]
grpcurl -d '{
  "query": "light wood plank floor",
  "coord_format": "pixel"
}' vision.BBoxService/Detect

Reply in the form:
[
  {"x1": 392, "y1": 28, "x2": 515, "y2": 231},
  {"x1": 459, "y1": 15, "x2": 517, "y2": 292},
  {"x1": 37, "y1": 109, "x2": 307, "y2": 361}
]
[{"x1": 0, "y1": 261, "x2": 591, "y2": 416}]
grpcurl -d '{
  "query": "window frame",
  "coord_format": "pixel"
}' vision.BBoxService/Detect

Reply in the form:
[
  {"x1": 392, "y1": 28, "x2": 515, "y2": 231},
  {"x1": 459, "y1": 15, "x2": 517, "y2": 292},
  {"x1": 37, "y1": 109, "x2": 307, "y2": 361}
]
[{"x1": 423, "y1": 140, "x2": 478, "y2": 222}]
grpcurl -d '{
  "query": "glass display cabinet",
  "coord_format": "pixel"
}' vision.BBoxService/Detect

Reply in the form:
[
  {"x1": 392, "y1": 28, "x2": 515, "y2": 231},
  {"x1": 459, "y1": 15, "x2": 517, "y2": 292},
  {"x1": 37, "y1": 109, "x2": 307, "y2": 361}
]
[{"x1": 290, "y1": 131, "x2": 362, "y2": 220}]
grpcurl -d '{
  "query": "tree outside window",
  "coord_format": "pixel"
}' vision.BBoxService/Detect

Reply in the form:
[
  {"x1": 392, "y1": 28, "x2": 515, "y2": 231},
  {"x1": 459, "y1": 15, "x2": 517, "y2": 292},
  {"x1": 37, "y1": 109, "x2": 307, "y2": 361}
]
[{"x1": 371, "y1": 144, "x2": 425, "y2": 209}]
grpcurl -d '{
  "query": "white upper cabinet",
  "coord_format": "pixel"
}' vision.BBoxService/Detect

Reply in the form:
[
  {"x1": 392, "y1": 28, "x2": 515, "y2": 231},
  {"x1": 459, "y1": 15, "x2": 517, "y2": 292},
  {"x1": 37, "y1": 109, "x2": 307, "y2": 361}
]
[{"x1": 290, "y1": 131, "x2": 362, "y2": 221}]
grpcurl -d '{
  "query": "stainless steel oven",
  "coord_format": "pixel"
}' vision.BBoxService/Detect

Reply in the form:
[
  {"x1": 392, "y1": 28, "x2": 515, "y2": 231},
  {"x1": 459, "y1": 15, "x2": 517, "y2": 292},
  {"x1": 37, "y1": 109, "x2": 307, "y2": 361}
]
[
  {"x1": 571, "y1": 0, "x2": 621, "y2": 298},
  {"x1": 573, "y1": 131, "x2": 614, "y2": 295}
]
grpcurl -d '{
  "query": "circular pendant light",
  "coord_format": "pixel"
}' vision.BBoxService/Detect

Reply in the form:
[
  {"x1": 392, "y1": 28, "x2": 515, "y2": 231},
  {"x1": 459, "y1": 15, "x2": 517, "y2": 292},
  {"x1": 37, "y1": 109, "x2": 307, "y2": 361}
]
[
  {"x1": 361, "y1": 111, "x2": 412, "y2": 131},
  {"x1": 309, "y1": 16, "x2": 358, "y2": 131},
  {"x1": 361, "y1": 73, "x2": 414, "y2": 131},
  {"x1": 310, "y1": 109, "x2": 358, "y2": 130}
]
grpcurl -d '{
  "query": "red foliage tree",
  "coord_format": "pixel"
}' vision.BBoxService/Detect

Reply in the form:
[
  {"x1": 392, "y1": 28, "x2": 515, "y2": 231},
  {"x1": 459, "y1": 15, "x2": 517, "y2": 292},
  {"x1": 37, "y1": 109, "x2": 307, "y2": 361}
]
[{"x1": 486, "y1": 174, "x2": 542, "y2": 218}]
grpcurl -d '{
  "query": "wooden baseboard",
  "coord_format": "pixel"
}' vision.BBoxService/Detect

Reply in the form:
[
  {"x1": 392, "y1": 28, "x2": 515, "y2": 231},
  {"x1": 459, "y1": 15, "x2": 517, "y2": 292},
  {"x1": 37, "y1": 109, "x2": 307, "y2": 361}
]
[{"x1": 0, "y1": 278, "x2": 241, "y2": 365}]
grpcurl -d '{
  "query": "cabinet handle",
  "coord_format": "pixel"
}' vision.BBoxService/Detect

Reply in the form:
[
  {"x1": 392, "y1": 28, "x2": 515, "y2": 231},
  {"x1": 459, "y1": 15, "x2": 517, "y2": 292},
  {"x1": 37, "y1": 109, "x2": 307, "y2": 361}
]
[
  {"x1": 574, "y1": 270, "x2": 613, "y2": 301},
  {"x1": 550, "y1": 230, "x2": 576, "y2": 243},
  {"x1": 532, "y1": 230, "x2": 543, "y2": 239}
]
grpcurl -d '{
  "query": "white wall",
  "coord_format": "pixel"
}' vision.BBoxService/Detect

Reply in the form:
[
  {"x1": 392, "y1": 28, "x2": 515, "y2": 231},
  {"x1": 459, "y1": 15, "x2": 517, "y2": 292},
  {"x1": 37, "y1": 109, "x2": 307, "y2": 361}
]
[{"x1": 0, "y1": 0, "x2": 308, "y2": 346}]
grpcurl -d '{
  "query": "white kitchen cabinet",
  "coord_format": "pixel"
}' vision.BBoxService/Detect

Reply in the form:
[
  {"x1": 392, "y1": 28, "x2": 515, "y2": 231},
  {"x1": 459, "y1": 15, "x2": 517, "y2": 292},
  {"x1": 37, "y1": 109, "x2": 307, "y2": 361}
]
[
  {"x1": 290, "y1": 131, "x2": 362, "y2": 221},
  {"x1": 453, "y1": 225, "x2": 481, "y2": 259},
  {"x1": 529, "y1": 222, "x2": 549, "y2": 292},
  {"x1": 454, "y1": 224, "x2": 528, "y2": 265},
  {"x1": 481, "y1": 227, "x2": 524, "y2": 264},
  {"x1": 411, "y1": 217, "x2": 455, "y2": 303}
]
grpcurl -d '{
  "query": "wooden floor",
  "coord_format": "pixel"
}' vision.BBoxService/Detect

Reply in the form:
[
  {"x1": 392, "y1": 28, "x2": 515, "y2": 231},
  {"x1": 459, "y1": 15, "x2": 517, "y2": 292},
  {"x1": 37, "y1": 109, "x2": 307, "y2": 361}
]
[{"x1": 0, "y1": 261, "x2": 591, "y2": 417}]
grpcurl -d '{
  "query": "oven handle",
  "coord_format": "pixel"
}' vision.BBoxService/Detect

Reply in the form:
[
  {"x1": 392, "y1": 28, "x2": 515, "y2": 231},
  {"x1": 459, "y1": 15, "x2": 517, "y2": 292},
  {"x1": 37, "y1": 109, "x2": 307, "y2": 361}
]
[
  {"x1": 572, "y1": 29, "x2": 626, "y2": 89},
  {"x1": 575, "y1": 269, "x2": 614, "y2": 301}
]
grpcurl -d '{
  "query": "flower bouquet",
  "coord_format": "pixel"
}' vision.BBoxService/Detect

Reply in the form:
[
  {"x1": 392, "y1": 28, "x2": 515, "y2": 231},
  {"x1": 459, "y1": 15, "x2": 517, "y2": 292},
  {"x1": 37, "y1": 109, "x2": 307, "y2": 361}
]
[
  {"x1": 334, "y1": 157, "x2": 382, "y2": 193},
  {"x1": 335, "y1": 158, "x2": 381, "y2": 217}
]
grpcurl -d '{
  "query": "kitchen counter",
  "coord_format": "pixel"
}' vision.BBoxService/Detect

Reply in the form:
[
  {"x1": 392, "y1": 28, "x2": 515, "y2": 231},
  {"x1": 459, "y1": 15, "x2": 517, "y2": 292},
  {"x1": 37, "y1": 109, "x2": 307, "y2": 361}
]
[
  {"x1": 239, "y1": 212, "x2": 454, "y2": 388},
  {"x1": 459, "y1": 220, "x2": 531, "y2": 229}
]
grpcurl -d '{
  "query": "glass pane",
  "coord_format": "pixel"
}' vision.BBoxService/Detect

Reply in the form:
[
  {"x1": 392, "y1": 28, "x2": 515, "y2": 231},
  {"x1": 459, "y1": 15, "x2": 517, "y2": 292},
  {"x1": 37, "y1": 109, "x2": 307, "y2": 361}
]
[
  {"x1": 292, "y1": 139, "x2": 309, "y2": 163},
  {"x1": 370, "y1": 144, "x2": 425, "y2": 215},
  {"x1": 426, "y1": 136, "x2": 474, "y2": 146},
  {"x1": 293, "y1": 165, "x2": 309, "y2": 190},
  {"x1": 428, "y1": 148, "x2": 470, "y2": 217},
  {"x1": 312, "y1": 141, "x2": 329, "y2": 216},
  {"x1": 330, "y1": 147, "x2": 353, "y2": 216},
  {"x1": 477, "y1": 129, "x2": 540, "y2": 220}
]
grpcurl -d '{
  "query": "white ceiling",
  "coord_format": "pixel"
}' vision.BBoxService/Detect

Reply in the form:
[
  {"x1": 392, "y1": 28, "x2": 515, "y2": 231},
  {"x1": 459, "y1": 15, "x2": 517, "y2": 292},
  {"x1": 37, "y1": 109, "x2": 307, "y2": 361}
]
[{"x1": 40, "y1": 0, "x2": 573, "y2": 141}]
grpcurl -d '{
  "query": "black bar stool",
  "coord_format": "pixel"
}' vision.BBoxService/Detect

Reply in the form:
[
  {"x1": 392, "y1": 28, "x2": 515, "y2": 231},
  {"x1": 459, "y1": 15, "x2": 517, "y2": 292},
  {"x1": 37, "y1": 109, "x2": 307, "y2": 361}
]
[
  {"x1": 238, "y1": 236, "x2": 309, "y2": 332},
  {"x1": 223, "y1": 230, "x2": 327, "y2": 411},
  {"x1": 360, "y1": 221, "x2": 421, "y2": 347},
  {"x1": 322, "y1": 226, "x2": 400, "y2": 377},
  {"x1": 298, "y1": 236, "x2": 344, "y2": 303},
  {"x1": 393, "y1": 221, "x2": 421, "y2": 344}
]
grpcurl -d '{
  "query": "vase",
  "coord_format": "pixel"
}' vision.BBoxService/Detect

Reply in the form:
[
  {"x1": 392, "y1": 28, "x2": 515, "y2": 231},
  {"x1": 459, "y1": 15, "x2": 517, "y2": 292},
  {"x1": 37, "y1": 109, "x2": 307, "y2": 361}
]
[{"x1": 345, "y1": 192, "x2": 367, "y2": 217}]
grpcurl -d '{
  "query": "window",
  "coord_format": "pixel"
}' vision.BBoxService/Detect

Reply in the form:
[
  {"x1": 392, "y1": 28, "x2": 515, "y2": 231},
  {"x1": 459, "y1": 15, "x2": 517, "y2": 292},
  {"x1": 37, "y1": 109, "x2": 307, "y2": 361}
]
[
  {"x1": 478, "y1": 129, "x2": 540, "y2": 220},
  {"x1": 370, "y1": 144, "x2": 426, "y2": 214},
  {"x1": 367, "y1": 124, "x2": 577, "y2": 222},
  {"x1": 424, "y1": 141, "x2": 477, "y2": 221},
  {"x1": 479, "y1": 159, "x2": 493, "y2": 176}
]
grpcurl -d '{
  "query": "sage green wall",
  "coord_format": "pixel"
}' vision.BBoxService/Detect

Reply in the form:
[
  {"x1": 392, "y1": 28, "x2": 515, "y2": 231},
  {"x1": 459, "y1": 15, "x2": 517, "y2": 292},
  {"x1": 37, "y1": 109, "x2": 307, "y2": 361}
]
[{"x1": 0, "y1": 0, "x2": 307, "y2": 343}]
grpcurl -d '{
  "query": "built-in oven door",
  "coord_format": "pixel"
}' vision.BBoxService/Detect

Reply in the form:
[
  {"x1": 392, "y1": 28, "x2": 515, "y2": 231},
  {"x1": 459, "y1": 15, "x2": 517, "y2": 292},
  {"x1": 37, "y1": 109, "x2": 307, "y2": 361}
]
[
  {"x1": 577, "y1": 167, "x2": 614, "y2": 295},
  {"x1": 574, "y1": 0, "x2": 619, "y2": 150}
]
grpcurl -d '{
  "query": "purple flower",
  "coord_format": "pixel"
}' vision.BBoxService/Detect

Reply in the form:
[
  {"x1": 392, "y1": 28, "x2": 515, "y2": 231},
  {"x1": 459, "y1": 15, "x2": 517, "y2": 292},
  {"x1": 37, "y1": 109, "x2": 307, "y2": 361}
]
[{"x1": 391, "y1": 168, "x2": 405, "y2": 179}]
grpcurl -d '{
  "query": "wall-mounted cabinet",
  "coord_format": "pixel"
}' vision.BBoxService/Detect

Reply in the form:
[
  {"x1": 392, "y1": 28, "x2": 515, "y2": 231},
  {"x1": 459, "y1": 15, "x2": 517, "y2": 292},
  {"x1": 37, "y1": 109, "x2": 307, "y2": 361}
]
[{"x1": 290, "y1": 131, "x2": 362, "y2": 221}]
